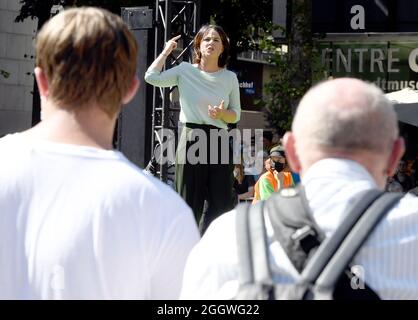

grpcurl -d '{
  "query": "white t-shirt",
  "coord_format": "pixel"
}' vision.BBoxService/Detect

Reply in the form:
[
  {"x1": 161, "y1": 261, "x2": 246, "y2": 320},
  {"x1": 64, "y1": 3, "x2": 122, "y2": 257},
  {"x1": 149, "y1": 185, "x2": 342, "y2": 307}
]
[{"x1": 0, "y1": 133, "x2": 200, "y2": 299}]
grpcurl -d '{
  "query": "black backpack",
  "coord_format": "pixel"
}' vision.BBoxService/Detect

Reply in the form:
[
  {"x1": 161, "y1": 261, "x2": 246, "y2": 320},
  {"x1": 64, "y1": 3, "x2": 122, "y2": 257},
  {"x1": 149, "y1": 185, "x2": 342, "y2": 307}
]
[{"x1": 234, "y1": 187, "x2": 403, "y2": 300}]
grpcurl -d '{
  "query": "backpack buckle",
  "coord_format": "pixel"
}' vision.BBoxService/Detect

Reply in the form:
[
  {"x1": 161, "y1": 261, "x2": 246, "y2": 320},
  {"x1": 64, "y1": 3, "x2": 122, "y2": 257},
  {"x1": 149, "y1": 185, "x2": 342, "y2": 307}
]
[{"x1": 291, "y1": 225, "x2": 320, "y2": 254}]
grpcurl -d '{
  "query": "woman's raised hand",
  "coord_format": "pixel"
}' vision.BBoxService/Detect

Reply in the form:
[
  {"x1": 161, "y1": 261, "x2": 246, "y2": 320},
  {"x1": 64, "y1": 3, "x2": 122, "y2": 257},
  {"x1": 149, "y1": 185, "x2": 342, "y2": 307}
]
[{"x1": 162, "y1": 35, "x2": 181, "y2": 57}]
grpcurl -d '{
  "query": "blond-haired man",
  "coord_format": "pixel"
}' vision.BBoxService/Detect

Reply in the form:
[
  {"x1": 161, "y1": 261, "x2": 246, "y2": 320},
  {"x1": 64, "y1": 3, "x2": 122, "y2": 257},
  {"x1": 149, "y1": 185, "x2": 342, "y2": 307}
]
[
  {"x1": 181, "y1": 78, "x2": 418, "y2": 299},
  {"x1": 0, "y1": 7, "x2": 199, "y2": 299}
]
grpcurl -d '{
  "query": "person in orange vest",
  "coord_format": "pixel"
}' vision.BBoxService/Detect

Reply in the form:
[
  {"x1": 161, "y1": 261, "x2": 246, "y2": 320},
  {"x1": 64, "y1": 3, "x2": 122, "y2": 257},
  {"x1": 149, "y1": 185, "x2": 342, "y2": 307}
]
[{"x1": 252, "y1": 145, "x2": 294, "y2": 204}]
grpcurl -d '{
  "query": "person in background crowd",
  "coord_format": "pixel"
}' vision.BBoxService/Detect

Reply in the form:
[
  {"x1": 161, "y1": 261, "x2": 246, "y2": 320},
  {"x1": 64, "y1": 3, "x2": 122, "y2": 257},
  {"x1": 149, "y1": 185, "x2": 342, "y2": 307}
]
[
  {"x1": 398, "y1": 159, "x2": 415, "y2": 191},
  {"x1": 252, "y1": 145, "x2": 294, "y2": 204},
  {"x1": 233, "y1": 162, "x2": 255, "y2": 202}
]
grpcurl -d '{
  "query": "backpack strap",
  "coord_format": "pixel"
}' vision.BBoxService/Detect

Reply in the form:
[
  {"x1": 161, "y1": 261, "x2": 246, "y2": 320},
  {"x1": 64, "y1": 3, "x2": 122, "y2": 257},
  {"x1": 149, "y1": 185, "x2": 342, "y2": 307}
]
[
  {"x1": 264, "y1": 187, "x2": 326, "y2": 273},
  {"x1": 312, "y1": 192, "x2": 404, "y2": 298},
  {"x1": 300, "y1": 188, "x2": 383, "y2": 284},
  {"x1": 235, "y1": 201, "x2": 274, "y2": 299},
  {"x1": 236, "y1": 186, "x2": 403, "y2": 300},
  {"x1": 236, "y1": 185, "x2": 327, "y2": 299}
]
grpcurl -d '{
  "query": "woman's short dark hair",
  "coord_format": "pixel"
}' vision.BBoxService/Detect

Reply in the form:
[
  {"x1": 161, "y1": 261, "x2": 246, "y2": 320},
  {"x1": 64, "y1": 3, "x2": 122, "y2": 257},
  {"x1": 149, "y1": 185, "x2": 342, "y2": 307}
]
[{"x1": 193, "y1": 24, "x2": 230, "y2": 68}]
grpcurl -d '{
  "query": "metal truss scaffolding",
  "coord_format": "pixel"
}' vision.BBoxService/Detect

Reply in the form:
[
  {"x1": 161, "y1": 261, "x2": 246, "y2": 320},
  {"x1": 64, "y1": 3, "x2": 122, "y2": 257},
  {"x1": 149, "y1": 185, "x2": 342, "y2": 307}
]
[{"x1": 150, "y1": 0, "x2": 201, "y2": 183}]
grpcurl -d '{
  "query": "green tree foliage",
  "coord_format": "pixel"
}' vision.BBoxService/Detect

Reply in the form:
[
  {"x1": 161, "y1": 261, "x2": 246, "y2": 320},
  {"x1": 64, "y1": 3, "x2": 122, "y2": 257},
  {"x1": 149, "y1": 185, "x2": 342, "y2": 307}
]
[
  {"x1": 257, "y1": 26, "x2": 296, "y2": 136},
  {"x1": 258, "y1": 0, "x2": 326, "y2": 136},
  {"x1": 203, "y1": 0, "x2": 273, "y2": 60}
]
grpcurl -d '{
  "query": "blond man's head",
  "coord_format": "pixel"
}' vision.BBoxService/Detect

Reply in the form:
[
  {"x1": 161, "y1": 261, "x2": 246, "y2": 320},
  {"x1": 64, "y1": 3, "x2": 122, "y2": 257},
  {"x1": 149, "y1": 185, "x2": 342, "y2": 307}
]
[{"x1": 35, "y1": 7, "x2": 138, "y2": 117}]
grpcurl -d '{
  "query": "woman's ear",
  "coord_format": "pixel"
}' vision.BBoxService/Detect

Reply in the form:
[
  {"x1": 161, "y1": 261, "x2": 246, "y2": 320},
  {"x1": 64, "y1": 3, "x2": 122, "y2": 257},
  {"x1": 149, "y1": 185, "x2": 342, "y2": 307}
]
[{"x1": 122, "y1": 76, "x2": 140, "y2": 105}]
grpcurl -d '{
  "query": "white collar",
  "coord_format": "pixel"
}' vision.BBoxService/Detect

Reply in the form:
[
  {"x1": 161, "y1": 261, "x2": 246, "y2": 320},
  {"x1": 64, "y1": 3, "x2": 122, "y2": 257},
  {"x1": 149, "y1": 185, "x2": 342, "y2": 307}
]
[{"x1": 302, "y1": 158, "x2": 378, "y2": 188}]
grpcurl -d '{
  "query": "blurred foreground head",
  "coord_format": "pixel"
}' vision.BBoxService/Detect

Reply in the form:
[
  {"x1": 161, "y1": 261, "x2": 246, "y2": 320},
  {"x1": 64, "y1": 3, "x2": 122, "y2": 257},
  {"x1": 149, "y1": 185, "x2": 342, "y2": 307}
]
[
  {"x1": 283, "y1": 77, "x2": 404, "y2": 188},
  {"x1": 35, "y1": 7, "x2": 138, "y2": 117}
]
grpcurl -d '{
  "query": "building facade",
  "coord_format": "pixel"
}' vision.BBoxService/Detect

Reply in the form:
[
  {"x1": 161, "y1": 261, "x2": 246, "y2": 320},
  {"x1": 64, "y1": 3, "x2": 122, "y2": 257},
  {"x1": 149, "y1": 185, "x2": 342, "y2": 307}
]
[{"x1": 0, "y1": 0, "x2": 37, "y2": 137}]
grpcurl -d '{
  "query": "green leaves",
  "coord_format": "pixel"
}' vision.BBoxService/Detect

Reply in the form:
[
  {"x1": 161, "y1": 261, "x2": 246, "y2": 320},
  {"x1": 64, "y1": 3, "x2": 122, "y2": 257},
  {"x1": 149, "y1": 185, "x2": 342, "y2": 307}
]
[
  {"x1": 257, "y1": 1, "x2": 326, "y2": 137},
  {"x1": 209, "y1": 0, "x2": 273, "y2": 54}
]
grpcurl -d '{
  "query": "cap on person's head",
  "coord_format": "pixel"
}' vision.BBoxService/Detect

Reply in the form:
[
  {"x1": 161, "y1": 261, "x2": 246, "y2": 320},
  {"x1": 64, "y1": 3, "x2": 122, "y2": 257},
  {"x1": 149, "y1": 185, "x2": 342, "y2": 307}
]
[{"x1": 270, "y1": 145, "x2": 284, "y2": 158}]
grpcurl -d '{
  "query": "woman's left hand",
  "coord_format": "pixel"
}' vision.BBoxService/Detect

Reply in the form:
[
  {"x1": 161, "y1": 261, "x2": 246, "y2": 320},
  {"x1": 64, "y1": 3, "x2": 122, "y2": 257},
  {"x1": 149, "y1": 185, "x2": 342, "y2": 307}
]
[{"x1": 208, "y1": 100, "x2": 225, "y2": 120}]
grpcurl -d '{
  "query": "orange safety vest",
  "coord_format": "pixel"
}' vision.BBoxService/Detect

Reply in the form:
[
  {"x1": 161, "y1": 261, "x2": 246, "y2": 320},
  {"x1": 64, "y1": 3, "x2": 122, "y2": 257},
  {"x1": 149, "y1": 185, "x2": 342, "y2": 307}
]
[{"x1": 252, "y1": 170, "x2": 294, "y2": 204}]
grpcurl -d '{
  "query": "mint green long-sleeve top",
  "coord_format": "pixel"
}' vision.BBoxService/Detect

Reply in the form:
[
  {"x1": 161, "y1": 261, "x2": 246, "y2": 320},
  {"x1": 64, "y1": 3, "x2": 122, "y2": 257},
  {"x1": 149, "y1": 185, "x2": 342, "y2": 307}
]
[{"x1": 144, "y1": 62, "x2": 241, "y2": 129}]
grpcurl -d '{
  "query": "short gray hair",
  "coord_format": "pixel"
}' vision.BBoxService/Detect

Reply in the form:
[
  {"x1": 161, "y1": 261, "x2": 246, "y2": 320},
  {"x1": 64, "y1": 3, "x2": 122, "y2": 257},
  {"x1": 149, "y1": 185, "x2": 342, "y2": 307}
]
[{"x1": 292, "y1": 78, "x2": 398, "y2": 153}]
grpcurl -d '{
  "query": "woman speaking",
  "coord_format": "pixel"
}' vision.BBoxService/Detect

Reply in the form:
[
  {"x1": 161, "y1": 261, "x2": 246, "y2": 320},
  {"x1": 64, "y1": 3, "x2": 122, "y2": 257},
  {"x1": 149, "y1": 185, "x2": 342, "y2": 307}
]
[{"x1": 145, "y1": 24, "x2": 241, "y2": 232}]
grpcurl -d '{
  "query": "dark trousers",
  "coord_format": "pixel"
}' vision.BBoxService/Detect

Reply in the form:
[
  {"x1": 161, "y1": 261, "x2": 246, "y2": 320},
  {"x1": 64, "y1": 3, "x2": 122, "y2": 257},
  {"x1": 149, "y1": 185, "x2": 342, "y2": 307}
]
[{"x1": 175, "y1": 123, "x2": 235, "y2": 234}]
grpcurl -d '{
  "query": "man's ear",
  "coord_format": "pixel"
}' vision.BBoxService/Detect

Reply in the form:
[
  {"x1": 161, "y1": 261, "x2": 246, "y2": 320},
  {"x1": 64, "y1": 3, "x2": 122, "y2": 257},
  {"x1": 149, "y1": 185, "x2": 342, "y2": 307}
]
[
  {"x1": 34, "y1": 67, "x2": 49, "y2": 98},
  {"x1": 283, "y1": 132, "x2": 301, "y2": 173},
  {"x1": 386, "y1": 137, "x2": 405, "y2": 177},
  {"x1": 122, "y1": 76, "x2": 140, "y2": 105}
]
